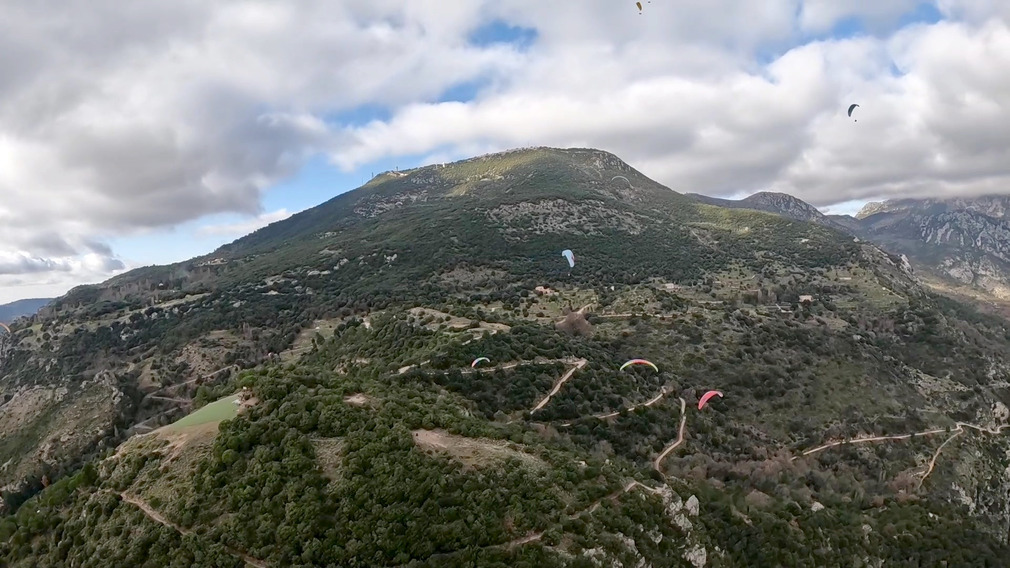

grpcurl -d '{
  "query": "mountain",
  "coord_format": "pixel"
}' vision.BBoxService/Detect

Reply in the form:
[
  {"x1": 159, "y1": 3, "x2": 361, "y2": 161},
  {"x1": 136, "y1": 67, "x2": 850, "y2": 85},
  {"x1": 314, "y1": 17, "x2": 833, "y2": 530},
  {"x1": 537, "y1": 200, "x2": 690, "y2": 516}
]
[
  {"x1": 854, "y1": 194, "x2": 1010, "y2": 302},
  {"x1": 0, "y1": 298, "x2": 52, "y2": 324},
  {"x1": 685, "y1": 191, "x2": 856, "y2": 233},
  {"x1": 4, "y1": 147, "x2": 1010, "y2": 566},
  {"x1": 686, "y1": 190, "x2": 1010, "y2": 312}
]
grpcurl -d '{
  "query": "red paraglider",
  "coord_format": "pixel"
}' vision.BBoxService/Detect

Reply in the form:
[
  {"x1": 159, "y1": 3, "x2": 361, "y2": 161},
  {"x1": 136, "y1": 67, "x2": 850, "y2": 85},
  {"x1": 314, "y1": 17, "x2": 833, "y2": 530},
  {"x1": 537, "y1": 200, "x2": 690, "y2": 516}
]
[{"x1": 698, "y1": 390, "x2": 723, "y2": 410}]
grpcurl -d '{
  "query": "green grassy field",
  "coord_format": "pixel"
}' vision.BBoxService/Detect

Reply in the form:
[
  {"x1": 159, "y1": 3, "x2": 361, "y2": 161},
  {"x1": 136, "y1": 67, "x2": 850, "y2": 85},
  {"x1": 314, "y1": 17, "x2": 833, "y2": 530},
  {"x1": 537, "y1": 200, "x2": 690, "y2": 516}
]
[{"x1": 168, "y1": 393, "x2": 240, "y2": 430}]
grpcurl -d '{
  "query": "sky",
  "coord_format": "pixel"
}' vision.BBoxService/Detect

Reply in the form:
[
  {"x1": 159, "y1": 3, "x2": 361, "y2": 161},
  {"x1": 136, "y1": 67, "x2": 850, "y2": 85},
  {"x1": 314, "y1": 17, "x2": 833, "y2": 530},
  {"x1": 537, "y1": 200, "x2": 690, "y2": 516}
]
[{"x1": 1, "y1": 0, "x2": 1009, "y2": 303}]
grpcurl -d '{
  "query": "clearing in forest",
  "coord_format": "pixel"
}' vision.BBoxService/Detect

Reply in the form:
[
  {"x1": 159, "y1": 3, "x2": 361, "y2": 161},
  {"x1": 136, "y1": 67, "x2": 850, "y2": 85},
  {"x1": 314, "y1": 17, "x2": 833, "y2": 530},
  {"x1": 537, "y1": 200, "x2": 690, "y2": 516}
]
[
  {"x1": 343, "y1": 393, "x2": 374, "y2": 407},
  {"x1": 411, "y1": 429, "x2": 546, "y2": 470},
  {"x1": 312, "y1": 437, "x2": 344, "y2": 480},
  {"x1": 167, "y1": 393, "x2": 241, "y2": 430},
  {"x1": 281, "y1": 318, "x2": 344, "y2": 362},
  {"x1": 408, "y1": 307, "x2": 511, "y2": 334}
]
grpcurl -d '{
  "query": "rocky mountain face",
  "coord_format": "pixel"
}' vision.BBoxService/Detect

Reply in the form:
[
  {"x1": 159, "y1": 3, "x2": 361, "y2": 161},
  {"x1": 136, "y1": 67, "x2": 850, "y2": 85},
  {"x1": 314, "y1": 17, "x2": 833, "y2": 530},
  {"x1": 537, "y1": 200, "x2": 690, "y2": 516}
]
[
  {"x1": 689, "y1": 191, "x2": 1010, "y2": 303},
  {"x1": 855, "y1": 195, "x2": 1010, "y2": 300},
  {"x1": 857, "y1": 194, "x2": 1010, "y2": 220},
  {"x1": 5, "y1": 148, "x2": 1010, "y2": 566}
]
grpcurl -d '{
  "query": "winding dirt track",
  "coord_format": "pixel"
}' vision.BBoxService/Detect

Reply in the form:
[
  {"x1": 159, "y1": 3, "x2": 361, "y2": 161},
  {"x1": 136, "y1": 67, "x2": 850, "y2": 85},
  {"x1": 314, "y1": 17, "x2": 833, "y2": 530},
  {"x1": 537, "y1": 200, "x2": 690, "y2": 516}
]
[
  {"x1": 111, "y1": 490, "x2": 268, "y2": 568},
  {"x1": 530, "y1": 359, "x2": 588, "y2": 413},
  {"x1": 918, "y1": 431, "x2": 965, "y2": 487},
  {"x1": 792, "y1": 429, "x2": 949, "y2": 461},
  {"x1": 792, "y1": 421, "x2": 1010, "y2": 488},
  {"x1": 917, "y1": 423, "x2": 1010, "y2": 486},
  {"x1": 560, "y1": 386, "x2": 669, "y2": 426},
  {"x1": 653, "y1": 398, "x2": 688, "y2": 474},
  {"x1": 499, "y1": 479, "x2": 669, "y2": 551}
]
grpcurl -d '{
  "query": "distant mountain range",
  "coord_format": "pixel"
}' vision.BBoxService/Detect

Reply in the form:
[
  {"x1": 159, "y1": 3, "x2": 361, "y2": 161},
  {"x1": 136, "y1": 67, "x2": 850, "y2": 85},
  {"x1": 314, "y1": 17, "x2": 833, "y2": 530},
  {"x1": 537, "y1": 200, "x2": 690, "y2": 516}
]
[
  {"x1": 687, "y1": 190, "x2": 1010, "y2": 305},
  {"x1": 0, "y1": 298, "x2": 52, "y2": 323}
]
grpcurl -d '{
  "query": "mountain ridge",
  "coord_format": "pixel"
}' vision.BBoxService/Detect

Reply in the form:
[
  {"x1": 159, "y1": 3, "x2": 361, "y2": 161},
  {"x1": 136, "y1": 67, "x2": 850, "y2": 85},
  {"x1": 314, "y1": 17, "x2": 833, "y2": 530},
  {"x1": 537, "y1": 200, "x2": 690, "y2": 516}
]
[
  {"x1": 0, "y1": 298, "x2": 52, "y2": 324},
  {"x1": 4, "y1": 147, "x2": 1010, "y2": 566},
  {"x1": 688, "y1": 190, "x2": 1010, "y2": 306},
  {"x1": 685, "y1": 190, "x2": 858, "y2": 233}
]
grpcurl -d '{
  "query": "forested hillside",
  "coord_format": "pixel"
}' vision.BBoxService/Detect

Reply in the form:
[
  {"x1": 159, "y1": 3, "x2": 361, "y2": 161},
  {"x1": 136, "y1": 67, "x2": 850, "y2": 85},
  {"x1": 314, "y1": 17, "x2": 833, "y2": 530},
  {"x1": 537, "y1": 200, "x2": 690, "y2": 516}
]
[{"x1": 4, "y1": 147, "x2": 1010, "y2": 566}]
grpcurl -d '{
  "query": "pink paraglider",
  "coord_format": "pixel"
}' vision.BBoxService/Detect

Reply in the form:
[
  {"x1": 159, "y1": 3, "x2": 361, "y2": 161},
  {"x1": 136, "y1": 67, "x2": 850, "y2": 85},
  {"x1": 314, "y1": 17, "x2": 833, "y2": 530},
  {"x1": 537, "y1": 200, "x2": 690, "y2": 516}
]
[{"x1": 698, "y1": 390, "x2": 723, "y2": 410}]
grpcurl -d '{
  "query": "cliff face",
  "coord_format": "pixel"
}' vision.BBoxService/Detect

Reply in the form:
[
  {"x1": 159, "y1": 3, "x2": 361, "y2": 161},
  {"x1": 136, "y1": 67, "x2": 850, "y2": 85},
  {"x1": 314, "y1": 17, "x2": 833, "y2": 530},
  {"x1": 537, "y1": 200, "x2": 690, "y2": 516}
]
[{"x1": 856, "y1": 196, "x2": 1010, "y2": 299}]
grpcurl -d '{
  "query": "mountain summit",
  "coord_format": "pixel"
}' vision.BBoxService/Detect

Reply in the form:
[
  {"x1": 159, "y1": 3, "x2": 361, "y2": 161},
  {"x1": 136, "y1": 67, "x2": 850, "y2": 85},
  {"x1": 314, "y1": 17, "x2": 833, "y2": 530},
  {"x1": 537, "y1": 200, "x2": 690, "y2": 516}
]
[{"x1": 685, "y1": 191, "x2": 860, "y2": 233}]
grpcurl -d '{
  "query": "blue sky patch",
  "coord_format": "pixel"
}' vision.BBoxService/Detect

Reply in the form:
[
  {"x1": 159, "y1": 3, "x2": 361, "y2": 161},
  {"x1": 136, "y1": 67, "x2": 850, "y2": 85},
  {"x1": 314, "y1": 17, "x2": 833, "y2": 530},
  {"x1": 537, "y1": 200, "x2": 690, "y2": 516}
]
[
  {"x1": 898, "y1": 2, "x2": 943, "y2": 28},
  {"x1": 437, "y1": 77, "x2": 491, "y2": 103},
  {"x1": 468, "y1": 19, "x2": 537, "y2": 50},
  {"x1": 326, "y1": 103, "x2": 393, "y2": 128}
]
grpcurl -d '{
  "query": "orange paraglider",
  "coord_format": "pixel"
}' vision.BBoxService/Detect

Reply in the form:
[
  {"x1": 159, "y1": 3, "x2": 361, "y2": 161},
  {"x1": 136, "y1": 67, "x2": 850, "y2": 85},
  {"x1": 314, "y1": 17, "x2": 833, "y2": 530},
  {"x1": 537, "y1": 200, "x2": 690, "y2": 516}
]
[{"x1": 698, "y1": 390, "x2": 723, "y2": 410}]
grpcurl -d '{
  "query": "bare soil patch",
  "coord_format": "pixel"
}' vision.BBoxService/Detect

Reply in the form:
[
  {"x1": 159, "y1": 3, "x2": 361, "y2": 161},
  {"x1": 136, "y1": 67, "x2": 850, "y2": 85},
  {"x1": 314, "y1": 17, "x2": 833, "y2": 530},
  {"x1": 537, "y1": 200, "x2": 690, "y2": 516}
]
[
  {"x1": 281, "y1": 318, "x2": 343, "y2": 362},
  {"x1": 154, "y1": 421, "x2": 221, "y2": 464},
  {"x1": 312, "y1": 437, "x2": 344, "y2": 481},
  {"x1": 411, "y1": 429, "x2": 547, "y2": 471},
  {"x1": 344, "y1": 393, "x2": 373, "y2": 407}
]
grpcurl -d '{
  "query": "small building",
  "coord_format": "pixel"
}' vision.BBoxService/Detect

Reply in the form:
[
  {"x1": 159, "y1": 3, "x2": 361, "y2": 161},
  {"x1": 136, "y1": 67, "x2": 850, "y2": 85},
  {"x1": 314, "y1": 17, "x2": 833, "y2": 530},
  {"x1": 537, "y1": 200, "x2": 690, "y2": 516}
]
[{"x1": 799, "y1": 295, "x2": 814, "y2": 304}]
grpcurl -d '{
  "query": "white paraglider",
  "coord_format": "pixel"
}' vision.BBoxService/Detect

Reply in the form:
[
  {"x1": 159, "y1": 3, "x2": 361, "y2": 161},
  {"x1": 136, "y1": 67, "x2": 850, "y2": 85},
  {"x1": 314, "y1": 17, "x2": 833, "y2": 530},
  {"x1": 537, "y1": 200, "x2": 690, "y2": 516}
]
[{"x1": 561, "y1": 249, "x2": 575, "y2": 268}]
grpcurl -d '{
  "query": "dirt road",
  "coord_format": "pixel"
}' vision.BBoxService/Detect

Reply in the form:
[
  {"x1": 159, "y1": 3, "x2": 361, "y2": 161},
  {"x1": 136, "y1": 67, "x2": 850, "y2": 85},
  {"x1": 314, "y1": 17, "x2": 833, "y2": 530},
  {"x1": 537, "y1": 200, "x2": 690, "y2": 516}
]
[
  {"x1": 500, "y1": 479, "x2": 668, "y2": 550},
  {"x1": 792, "y1": 429, "x2": 949, "y2": 461},
  {"x1": 113, "y1": 491, "x2": 268, "y2": 568},
  {"x1": 653, "y1": 397, "x2": 688, "y2": 474},
  {"x1": 918, "y1": 423, "x2": 1010, "y2": 486},
  {"x1": 559, "y1": 386, "x2": 668, "y2": 426},
  {"x1": 792, "y1": 420, "x2": 1010, "y2": 489},
  {"x1": 530, "y1": 359, "x2": 588, "y2": 413}
]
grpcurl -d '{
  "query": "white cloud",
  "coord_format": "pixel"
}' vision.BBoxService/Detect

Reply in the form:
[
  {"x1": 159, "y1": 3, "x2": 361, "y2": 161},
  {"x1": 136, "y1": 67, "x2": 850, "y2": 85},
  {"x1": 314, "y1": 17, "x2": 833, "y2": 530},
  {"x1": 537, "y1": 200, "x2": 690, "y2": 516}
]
[
  {"x1": 798, "y1": 0, "x2": 923, "y2": 34},
  {"x1": 196, "y1": 209, "x2": 294, "y2": 237},
  {"x1": 0, "y1": 252, "x2": 127, "y2": 304},
  {"x1": 335, "y1": 2, "x2": 1010, "y2": 208},
  {"x1": 0, "y1": 0, "x2": 523, "y2": 297},
  {"x1": 2, "y1": 0, "x2": 1010, "y2": 299}
]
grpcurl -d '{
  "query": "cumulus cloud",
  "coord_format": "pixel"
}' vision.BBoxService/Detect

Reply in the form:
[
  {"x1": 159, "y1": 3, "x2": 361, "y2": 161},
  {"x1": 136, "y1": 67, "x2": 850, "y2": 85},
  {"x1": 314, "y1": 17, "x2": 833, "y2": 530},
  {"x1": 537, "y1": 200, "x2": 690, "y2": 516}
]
[
  {"x1": 0, "y1": 251, "x2": 125, "y2": 303},
  {"x1": 0, "y1": 0, "x2": 519, "y2": 296},
  {"x1": 2, "y1": 0, "x2": 1010, "y2": 298},
  {"x1": 333, "y1": 0, "x2": 1010, "y2": 208},
  {"x1": 798, "y1": 0, "x2": 923, "y2": 34},
  {"x1": 197, "y1": 209, "x2": 294, "y2": 237},
  {"x1": 0, "y1": 252, "x2": 123, "y2": 276}
]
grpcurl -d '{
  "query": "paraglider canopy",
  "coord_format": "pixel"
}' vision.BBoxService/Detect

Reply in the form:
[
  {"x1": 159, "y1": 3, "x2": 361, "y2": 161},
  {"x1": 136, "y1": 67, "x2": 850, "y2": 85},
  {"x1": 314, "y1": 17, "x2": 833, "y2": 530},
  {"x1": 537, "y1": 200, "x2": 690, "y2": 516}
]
[
  {"x1": 471, "y1": 357, "x2": 491, "y2": 368},
  {"x1": 698, "y1": 390, "x2": 723, "y2": 410},
  {"x1": 561, "y1": 249, "x2": 575, "y2": 268},
  {"x1": 0, "y1": 323, "x2": 9, "y2": 334},
  {"x1": 636, "y1": 1, "x2": 642, "y2": 12},
  {"x1": 847, "y1": 103, "x2": 859, "y2": 121},
  {"x1": 620, "y1": 359, "x2": 658, "y2": 372}
]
